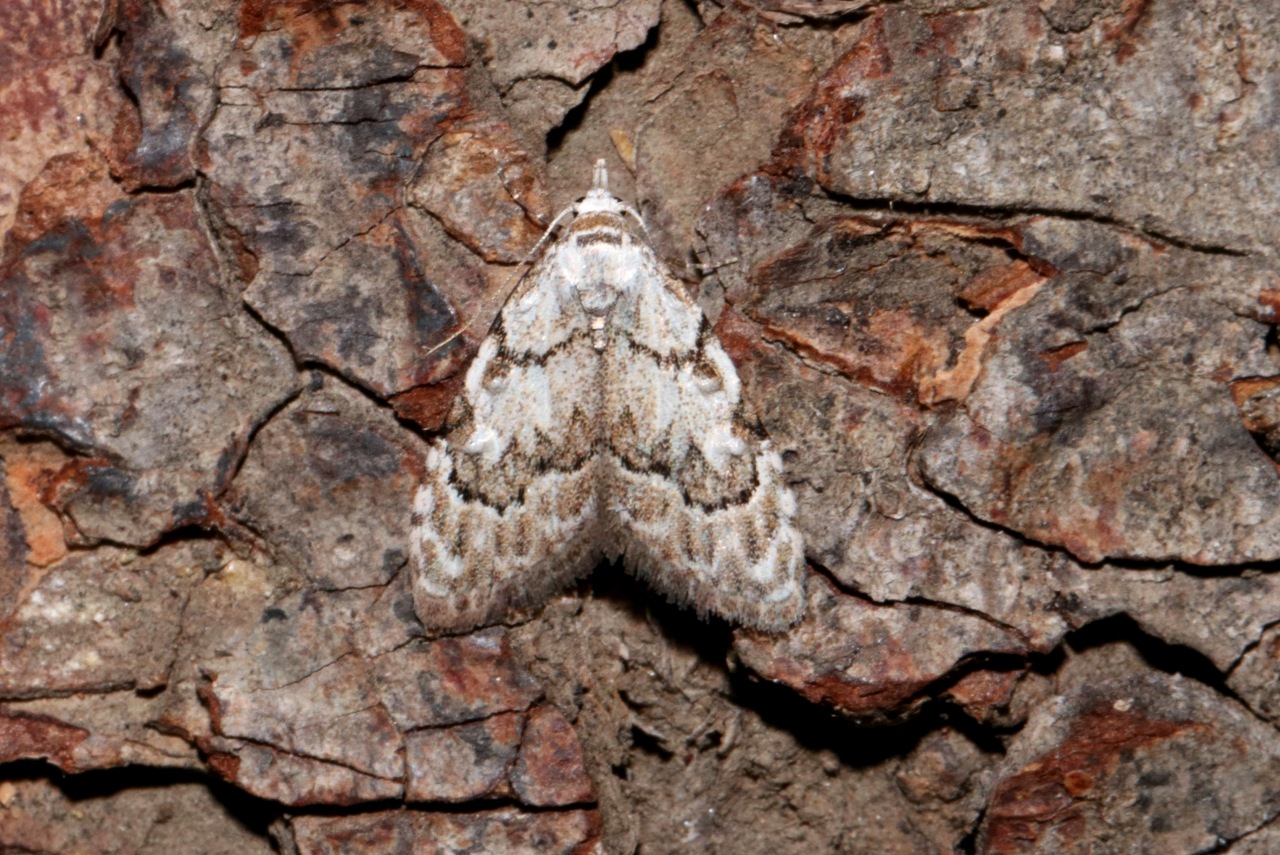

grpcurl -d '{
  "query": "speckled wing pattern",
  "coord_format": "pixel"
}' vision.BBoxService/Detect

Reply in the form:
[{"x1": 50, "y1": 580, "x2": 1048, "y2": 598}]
[{"x1": 410, "y1": 161, "x2": 804, "y2": 632}]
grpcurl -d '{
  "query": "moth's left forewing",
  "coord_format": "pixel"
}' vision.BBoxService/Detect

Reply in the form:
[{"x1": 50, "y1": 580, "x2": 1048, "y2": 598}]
[
  {"x1": 604, "y1": 264, "x2": 805, "y2": 631},
  {"x1": 410, "y1": 242, "x2": 607, "y2": 632}
]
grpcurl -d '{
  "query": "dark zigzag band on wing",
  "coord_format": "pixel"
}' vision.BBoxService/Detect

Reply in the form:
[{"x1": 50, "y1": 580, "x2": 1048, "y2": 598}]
[
  {"x1": 485, "y1": 317, "x2": 595, "y2": 367},
  {"x1": 440, "y1": 445, "x2": 773, "y2": 517},
  {"x1": 443, "y1": 407, "x2": 601, "y2": 511},
  {"x1": 619, "y1": 314, "x2": 715, "y2": 370},
  {"x1": 443, "y1": 386, "x2": 777, "y2": 515},
  {"x1": 490, "y1": 304, "x2": 741, "y2": 391},
  {"x1": 445, "y1": 448, "x2": 601, "y2": 510},
  {"x1": 609, "y1": 445, "x2": 770, "y2": 514}
]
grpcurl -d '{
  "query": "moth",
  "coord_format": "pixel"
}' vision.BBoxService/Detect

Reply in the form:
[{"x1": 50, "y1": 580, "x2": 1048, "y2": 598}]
[{"x1": 410, "y1": 161, "x2": 804, "y2": 631}]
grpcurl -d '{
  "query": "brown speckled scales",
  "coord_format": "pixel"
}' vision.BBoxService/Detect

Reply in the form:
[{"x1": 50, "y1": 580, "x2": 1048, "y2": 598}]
[{"x1": 410, "y1": 161, "x2": 804, "y2": 632}]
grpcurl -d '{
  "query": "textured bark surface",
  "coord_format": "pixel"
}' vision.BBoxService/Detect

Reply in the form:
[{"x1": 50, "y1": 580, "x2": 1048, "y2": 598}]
[{"x1": 3, "y1": 0, "x2": 1280, "y2": 852}]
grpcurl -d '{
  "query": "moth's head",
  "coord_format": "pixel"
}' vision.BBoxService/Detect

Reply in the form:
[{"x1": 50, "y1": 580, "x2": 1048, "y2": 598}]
[
  {"x1": 575, "y1": 158, "x2": 626, "y2": 216},
  {"x1": 572, "y1": 158, "x2": 651, "y2": 246}
]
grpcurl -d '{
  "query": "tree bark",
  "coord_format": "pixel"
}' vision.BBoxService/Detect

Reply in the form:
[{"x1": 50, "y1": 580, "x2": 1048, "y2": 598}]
[{"x1": 3, "y1": 0, "x2": 1280, "y2": 852}]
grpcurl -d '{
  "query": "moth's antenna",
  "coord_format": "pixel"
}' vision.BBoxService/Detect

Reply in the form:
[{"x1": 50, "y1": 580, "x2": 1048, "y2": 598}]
[
  {"x1": 620, "y1": 203, "x2": 650, "y2": 241},
  {"x1": 423, "y1": 203, "x2": 577, "y2": 359}
]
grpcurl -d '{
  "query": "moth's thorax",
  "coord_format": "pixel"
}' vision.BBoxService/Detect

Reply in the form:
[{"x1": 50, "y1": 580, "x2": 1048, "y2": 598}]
[{"x1": 557, "y1": 207, "x2": 652, "y2": 348}]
